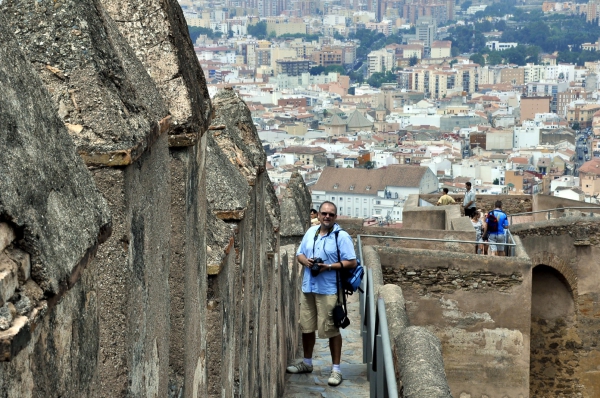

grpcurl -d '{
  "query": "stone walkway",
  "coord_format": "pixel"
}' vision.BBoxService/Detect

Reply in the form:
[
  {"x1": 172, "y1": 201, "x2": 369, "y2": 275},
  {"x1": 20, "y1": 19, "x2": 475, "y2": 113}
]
[{"x1": 283, "y1": 293, "x2": 370, "y2": 398}]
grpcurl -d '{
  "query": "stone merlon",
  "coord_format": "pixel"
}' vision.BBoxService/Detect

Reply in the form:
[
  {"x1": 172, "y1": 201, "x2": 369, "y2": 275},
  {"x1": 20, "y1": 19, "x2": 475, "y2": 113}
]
[
  {"x1": 209, "y1": 88, "x2": 267, "y2": 185},
  {"x1": 0, "y1": 17, "x2": 111, "y2": 294},
  {"x1": 1, "y1": 0, "x2": 169, "y2": 165},
  {"x1": 100, "y1": 0, "x2": 212, "y2": 145}
]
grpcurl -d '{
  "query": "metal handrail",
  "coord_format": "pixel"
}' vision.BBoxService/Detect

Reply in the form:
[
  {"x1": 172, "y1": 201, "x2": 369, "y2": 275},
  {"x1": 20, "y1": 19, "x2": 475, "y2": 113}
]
[
  {"x1": 510, "y1": 206, "x2": 600, "y2": 217},
  {"x1": 358, "y1": 233, "x2": 517, "y2": 248},
  {"x1": 358, "y1": 235, "x2": 398, "y2": 398},
  {"x1": 509, "y1": 206, "x2": 600, "y2": 225}
]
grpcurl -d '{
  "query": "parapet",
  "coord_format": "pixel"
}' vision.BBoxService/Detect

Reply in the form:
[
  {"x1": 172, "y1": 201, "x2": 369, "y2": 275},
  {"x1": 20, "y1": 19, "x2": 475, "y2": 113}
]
[
  {"x1": 209, "y1": 88, "x2": 266, "y2": 185},
  {"x1": 0, "y1": 20, "x2": 110, "y2": 358},
  {"x1": 101, "y1": 0, "x2": 212, "y2": 146},
  {"x1": 1, "y1": 0, "x2": 169, "y2": 166},
  {"x1": 280, "y1": 172, "x2": 311, "y2": 240}
]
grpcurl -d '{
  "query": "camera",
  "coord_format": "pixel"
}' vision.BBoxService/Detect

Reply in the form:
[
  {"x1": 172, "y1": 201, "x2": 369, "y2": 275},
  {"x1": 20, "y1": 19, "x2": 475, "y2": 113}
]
[{"x1": 310, "y1": 257, "x2": 323, "y2": 277}]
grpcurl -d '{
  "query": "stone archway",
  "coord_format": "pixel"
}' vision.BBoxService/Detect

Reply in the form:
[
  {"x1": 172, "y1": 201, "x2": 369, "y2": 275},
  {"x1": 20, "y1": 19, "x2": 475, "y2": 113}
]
[{"x1": 529, "y1": 253, "x2": 580, "y2": 397}]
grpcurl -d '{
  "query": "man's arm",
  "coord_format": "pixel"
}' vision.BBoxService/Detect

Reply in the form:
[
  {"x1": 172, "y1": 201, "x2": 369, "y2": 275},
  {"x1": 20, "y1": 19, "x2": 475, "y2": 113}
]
[
  {"x1": 449, "y1": 196, "x2": 456, "y2": 204},
  {"x1": 297, "y1": 253, "x2": 314, "y2": 269}
]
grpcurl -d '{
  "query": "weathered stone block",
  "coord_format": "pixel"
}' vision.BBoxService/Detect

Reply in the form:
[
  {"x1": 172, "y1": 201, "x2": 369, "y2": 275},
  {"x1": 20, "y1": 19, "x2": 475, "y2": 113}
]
[
  {"x1": 0, "y1": 254, "x2": 19, "y2": 307},
  {"x1": 0, "y1": 224, "x2": 15, "y2": 254},
  {"x1": 4, "y1": 248, "x2": 30, "y2": 283}
]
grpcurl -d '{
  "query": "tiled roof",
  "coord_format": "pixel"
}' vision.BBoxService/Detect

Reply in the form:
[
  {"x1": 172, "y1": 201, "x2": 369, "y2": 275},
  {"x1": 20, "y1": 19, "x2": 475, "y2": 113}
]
[
  {"x1": 345, "y1": 110, "x2": 373, "y2": 129},
  {"x1": 313, "y1": 165, "x2": 432, "y2": 193},
  {"x1": 281, "y1": 146, "x2": 327, "y2": 155},
  {"x1": 578, "y1": 158, "x2": 600, "y2": 175}
]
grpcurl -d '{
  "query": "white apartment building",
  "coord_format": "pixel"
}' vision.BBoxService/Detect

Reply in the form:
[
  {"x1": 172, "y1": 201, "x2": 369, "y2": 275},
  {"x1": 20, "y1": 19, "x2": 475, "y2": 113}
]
[
  {"x1": 367, "y1": 49, "x2": 395, "y2": 78},
  {"x1": 311, "y1": 165, "x2": 438, "y2": 221},
  {"x1": 551, "y1": 175, "x2": 580, "y2": 194},
  {"x1": 485, "y1": 41, "x2": 518, "y2": 51},
  {"x1": 514, "y1": 120, "x2": 543, "y2": 149}
]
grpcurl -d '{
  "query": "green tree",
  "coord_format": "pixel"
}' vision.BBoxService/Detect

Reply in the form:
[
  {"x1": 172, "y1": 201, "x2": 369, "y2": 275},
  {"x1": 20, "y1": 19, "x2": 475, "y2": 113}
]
[
  {"x1": 247, "y1": 21, "x2": 267, "y2": 39},
  {"x1": 469, "y1": 53, "x2": 485, "y2": 66},
  {"x1": 367, "y1": 71, "x2": 396, "y2": 88},
  {"x1": 487, "y1": 51, "x2": 503, "y2": 65},
  {"x1": 493, "y1": 178, "x2": 500, "y2": 185},
  {"x1": 572, "y1": 122, "x2": 581, "y2": 131},
  {"x1": 409, "y1": 55, "x2": 419, "y2": 66},
  {"x1": 187, "y1": 26, "x2": 222, "y2": 42}
]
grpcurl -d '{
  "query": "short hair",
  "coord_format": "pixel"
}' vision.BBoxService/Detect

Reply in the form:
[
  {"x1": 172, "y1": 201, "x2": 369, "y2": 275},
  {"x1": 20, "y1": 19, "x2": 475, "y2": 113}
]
[
  {"x1": 495, "y1": 200, "x2": 502, "y2": 208},
  {"x1": 310, "y1": 208, "x2": 318, "y2": 214},
  {"x1": 319, "y1": 201, "x2": 337, "y2": 214},
  {"x1": 465, "y1": 182, "x2": 472, "y2": 187},
  {"x1": 442, "y1": 188, "x2": 449, "y2": 194}
]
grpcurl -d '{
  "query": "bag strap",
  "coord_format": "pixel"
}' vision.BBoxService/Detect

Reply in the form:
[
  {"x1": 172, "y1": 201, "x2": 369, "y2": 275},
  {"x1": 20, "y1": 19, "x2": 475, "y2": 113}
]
[{"x1": 333, "y1": 230, "x2": 348, "y2": 313}]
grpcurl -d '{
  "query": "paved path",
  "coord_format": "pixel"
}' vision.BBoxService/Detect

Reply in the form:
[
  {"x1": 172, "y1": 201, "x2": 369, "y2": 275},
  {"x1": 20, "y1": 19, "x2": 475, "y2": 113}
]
[{"x1": 283, "y1": 294, "x2": 370, "y2": 398}]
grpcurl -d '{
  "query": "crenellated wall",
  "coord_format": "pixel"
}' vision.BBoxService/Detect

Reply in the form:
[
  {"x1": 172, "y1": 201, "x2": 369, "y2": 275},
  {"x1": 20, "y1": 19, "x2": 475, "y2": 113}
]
[{"x1": 0, "y1": 1, "x2": 307, "y2": 397}]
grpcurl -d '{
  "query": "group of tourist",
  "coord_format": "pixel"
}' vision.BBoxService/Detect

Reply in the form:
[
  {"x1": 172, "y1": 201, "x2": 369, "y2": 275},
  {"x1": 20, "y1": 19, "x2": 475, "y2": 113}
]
[{"x1": 437, "y1": 183, "x2": 510, "y2": 256}]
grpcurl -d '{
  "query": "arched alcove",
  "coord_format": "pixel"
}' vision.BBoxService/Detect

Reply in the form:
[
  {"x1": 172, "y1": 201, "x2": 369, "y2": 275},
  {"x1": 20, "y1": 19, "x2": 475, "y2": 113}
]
[{"x1": 530, "y1": 264, "x2": 580, "y2": 397}]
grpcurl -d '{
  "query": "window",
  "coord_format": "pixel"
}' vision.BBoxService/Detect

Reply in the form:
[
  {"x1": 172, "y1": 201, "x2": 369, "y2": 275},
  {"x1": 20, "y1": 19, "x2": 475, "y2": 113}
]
[
  {"x1": 340, "y1": 207, "x2": 343, "y2": 214},
  {"x1": 339, "y1": 197, "x2": 342, "y2": 201},
  {"x1": 376, "y1": 200, "x2": 381, "y2": 205},
  {"x1": 316, "y1": 196, "x2": 320, "y2": 199},
  {"x1": 364, "y1": 199, "x2": 367, "y2": 203},
  {"x1": 331, "y1": 197, "x2": 335, "y2": 201},
  {"x1": 356, "y1": 208, "x2": 359, "y2": 214},
  {"x1": 347, "y1": 198, "x2": 351, "y2": 201}
]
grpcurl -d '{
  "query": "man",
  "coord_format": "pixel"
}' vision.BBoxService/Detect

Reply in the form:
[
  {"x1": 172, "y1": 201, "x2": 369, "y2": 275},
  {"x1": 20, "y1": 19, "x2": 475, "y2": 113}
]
[
  {"x1": 486, "y1": 200, "x2": 509, "y2": 256},
  {"x1": 436, "y1": 188, "x2": 456, "y2": 206},
  {"x1": 310, "y1": 208, "x2": 320, "y2": 226},
  {"x1": 463, "y1": 182, "x2": 477, "y2": 217},
  {"x1": 287, "y1": 201, "x2": 357, "y2": 387}
]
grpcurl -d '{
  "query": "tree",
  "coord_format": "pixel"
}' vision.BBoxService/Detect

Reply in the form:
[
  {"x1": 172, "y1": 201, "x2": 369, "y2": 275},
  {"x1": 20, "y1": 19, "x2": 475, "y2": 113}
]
[
  {"x1": 487, "y1": 51, "x2": 503, "y2": 65},
  {"x1": 247, "y1": 21, "x2": 267, "y2": 39},
  {"x1": 572, "y1": 122, "x2": 581, "y2": 131},
  {"x1": 187, "y1": 26, "x2": 222, "y2": 42},
  {"x1": 493, "y1": 178, "x2": 500, "y2": 185},
  {"x1": 409, "y1": 55, "x2": 418, "y2": 66},
  {"x1": 367, "y1": 71, "x2": 397, "y2": 88},
  {"x1": 469, "y1": 53, "x2": 485, "y2": 66}
]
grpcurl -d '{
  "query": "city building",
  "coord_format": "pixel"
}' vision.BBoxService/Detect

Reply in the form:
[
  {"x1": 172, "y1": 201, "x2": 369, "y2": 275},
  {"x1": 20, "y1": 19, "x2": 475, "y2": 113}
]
[
  {"x1": 367, "y1": 48, "x2": 395, "y2": 77},
  {"x1": 311, "y1": 165, "x2": 439, "y2": 220}
]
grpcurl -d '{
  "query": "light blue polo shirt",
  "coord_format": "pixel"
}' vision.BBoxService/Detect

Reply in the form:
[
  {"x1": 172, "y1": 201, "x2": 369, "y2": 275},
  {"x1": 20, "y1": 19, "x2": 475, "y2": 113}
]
[{"x1": 296, "y1": 223, "x2": 356, "y2": 295}]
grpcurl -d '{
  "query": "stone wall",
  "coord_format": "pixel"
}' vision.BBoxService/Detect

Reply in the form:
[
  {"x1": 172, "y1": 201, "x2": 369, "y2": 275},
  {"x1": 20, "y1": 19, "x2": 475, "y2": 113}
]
[
  {"x1": 512, "y1": 218, "x2": 600, "y2": 398},
  {"x1": 0, "y1": 1, "x2": 306, "y2": 397},
  {"x1": 376, "y1": 245, "x2": 532, "y2": 398},
  {"x1": 204, "y1": 88, "x2": 294, "y2": 398},
  {"x1": 0, "y1": 16, "x2": 110, "y2": 395}
]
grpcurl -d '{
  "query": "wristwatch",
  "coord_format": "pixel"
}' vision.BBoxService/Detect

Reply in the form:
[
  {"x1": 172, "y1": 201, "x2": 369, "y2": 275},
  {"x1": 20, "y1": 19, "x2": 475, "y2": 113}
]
[{"x1": 328, "y1": 263, "x2": 332, "y2": 270}]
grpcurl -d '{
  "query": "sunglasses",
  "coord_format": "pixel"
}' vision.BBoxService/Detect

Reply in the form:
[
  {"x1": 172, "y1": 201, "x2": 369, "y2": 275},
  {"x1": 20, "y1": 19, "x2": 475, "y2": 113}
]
[{"x1": 320, "y1": 212, "x2": 336, "y2": 218}]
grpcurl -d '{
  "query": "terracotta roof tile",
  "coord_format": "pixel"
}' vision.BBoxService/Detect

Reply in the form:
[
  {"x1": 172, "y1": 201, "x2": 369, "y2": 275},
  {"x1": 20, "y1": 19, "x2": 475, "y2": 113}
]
[{"x1": 313, "y1": 165, "x2": 433, "y2": 193}]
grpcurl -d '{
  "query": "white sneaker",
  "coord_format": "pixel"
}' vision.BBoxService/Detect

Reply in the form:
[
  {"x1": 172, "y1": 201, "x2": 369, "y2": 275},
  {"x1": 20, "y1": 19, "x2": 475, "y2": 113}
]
[
  {"x1": 327, "y1": 370, "x2": 343, "y2": 386},
  {"x1": 286, "y1": 361, "x2": 313, "y2": 374}
]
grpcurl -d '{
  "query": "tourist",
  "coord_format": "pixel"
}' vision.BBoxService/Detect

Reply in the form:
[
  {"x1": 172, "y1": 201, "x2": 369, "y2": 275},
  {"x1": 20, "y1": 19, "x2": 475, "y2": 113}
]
[
  {"x1": 463, "y1": 182, "x2": 477, "y2": 217},
  {"x1": 436, "y1": 188, "x2": 456, "y2": 206},
  {"x1": 287, "y1": 201, "x2": 357, "y2": 387},
  {"x1": 486, "y1": 201, "x2": 509, "y2": 256},
  {"x1": 470, "y1": 211, "x2": 485, "y2": 254},
  {"x1": 310, "y1": 208, "x2": 320, "y2": 226}
]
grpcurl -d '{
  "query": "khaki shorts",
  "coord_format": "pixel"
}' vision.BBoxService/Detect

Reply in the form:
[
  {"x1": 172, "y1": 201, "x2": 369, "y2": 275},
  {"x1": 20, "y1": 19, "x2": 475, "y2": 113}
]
[{"x1": 299, "y1": 293, "x2": 340, "y2": 339}]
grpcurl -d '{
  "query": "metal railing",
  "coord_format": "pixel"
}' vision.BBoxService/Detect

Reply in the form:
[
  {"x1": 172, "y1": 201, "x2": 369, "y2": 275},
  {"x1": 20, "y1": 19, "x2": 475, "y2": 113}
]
[
  {"x1": 358, "y1": 233, "x2": 518, "y2": 256},
  {"x1": 358, "y1": 236, "x2": 398, "y2": 398},
  {"x1": 509, "y1": 206, "x2": 600, "y2": 225}
]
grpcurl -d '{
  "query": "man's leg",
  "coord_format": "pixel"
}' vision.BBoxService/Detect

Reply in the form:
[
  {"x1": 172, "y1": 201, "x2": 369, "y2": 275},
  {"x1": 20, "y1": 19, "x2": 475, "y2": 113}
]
[
  {"x1": 287, "y1": 294, "x2": 317, "y2": 374},
  {"x1": 303, "y1": 332, "x2": 316, "y2": 359},
  {"x1": 329, "y1": 334, "x2": 342, "y2": 365}
]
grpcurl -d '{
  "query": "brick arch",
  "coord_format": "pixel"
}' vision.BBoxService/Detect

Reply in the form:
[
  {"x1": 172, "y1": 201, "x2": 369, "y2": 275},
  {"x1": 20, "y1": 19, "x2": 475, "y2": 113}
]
[{"x1": 529, "y1": 251, "x2": 578, "y2": 301}]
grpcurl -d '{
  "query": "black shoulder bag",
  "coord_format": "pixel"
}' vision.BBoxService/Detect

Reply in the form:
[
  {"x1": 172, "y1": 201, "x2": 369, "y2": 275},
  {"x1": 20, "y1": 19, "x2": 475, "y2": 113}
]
[{"x1": 332, "y1": 234, "x2": 350, "y2": 329}]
